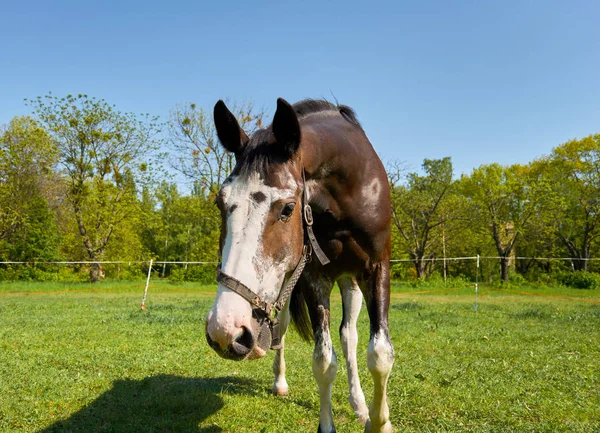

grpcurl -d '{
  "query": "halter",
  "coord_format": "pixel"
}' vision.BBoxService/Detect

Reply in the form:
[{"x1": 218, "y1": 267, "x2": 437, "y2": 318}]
[{"x1": 216, "y1": 169, "x2": 330, "y2": 350}]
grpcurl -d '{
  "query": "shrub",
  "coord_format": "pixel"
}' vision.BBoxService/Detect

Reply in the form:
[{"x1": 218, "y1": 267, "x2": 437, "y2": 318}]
[
  {"x1": 101, "y1": 263, "x2": 146, "y2": 281},
  {"x1": 556, "y1": 270, "x2": 600, "y2": 290},
  {"x1": 0, "y1": 264, "x2": 87, "y2": 282},
  {"x1": 390, "y1": 262, "x2": 412, "y2": 280},
  {"x1": 169, "y1": 264, "x2": 215, "y2": 284}
]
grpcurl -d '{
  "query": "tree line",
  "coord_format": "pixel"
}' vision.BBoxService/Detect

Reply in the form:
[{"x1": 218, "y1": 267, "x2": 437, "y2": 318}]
[{"x1": 1, "y1": 94, "x2": 598, "y2": 285}]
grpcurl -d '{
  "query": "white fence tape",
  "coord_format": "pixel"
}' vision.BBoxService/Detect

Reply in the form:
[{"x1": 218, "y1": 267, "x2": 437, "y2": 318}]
[{"x1": 0, "y1": 257, "x2": 599, "y2": 265}]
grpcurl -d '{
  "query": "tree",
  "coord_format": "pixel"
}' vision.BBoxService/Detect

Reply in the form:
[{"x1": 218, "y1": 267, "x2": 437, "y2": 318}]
[
  {"x1": 0, "y1": 116, "x2": 60, "y2": 261},
  {"x1": 515, "y1": 158, "x2": 564, "y2": 276},
  {"x1": 548, "y1": 134, "x2": 600, "y2": 270},
  {"x1": 169, "y1": 101, "x2": 265, "y2": 194},
  {"x1": 460, "y1": 163, "x2": 551, "y2": 282},
  {"x1": 141, "y1": 181, "x2": 220, "y2": 278},
  {"x1": 389, "y1": 157, "x2": 460, "y2": 278},
  {"x1": 27, "y1": 94, "x2": 162, "y2": 281}
]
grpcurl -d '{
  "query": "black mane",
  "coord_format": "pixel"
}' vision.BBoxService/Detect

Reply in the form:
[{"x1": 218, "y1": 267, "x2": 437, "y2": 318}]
[
  {"x1": 235, "y1": 128, "x2": 287, "y2": 177},
  {"x1": 234, "y1": 99, "x2": 361, "y2": 176},
  {"x1": 292, "y1": 99, "x2": 362, "y2": 127}
]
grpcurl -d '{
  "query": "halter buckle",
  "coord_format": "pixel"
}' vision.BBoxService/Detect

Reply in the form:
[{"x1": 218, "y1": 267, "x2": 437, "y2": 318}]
[{"x1": 304, "y1": 204, "x2": 314, "y2": 226}]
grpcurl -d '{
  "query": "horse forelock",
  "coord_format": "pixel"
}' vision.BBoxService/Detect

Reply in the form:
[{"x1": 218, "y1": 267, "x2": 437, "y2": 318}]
[{"x1": 232, "y1": 132, "x2": 286, "y2": 178}]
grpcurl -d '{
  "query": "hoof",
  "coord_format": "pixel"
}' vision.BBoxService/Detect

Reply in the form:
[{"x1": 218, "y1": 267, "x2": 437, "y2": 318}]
[
  {"x1": 365, "y1": 420, "x2": 392, "y2": 433},
  {"x1": 357, "y1": 413, "x2": 369, "y2": 425},
  {"x1": 271, "y1": 386, "x2": 288, "y2": 396},
  {"x1": 349, "y1": 397, "x2": 369, "y2": 424},
  {"x1": 318, "y1": 423, "x2": 336, "y2": 433}
]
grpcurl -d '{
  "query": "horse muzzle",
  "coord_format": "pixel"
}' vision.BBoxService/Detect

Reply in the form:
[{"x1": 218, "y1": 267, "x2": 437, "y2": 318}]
[{"x1": 205, "y1": 314, "x2": 271, "y2": 361}]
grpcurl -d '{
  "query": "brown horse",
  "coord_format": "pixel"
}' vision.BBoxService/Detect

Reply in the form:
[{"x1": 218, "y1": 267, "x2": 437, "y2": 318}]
[{"x1": 205, "y1": 98, "x2": 394, "y2": 433}]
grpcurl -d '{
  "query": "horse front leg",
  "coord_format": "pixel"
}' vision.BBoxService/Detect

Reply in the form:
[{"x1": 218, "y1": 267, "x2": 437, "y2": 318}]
[
  {"x1": 313, "y1": 304, "x2": 337, "y2": 433},
  {"x1": 305, "y1": 278, "x2": 338, "y2": 433},
  {"x1": 271, "y1": 336, "x2": 288, "y2": 395},
  {"x1": 272, "y1": 299, "x2": 291, "y2": 396},
  {"x1": 364, "y1": 262, "x2": 394, "y2": 433},
  {"x1": 338, "y1": 277, "x2": 369, "y2": 424}
]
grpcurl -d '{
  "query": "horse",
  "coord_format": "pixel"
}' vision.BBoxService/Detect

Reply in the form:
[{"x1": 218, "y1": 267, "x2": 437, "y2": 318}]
[{"x1": 205, "y1": 97, "x2": 394, "y2": 433}]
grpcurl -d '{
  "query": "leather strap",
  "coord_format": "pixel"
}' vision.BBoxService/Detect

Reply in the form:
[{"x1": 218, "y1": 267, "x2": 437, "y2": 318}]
[
  {"x1": 216, "y1": 270, "x2": 274, "y2": 316},
  {"x1": 302, "y1": 170, "x2": 330, "y2": 266},
  {"x1": 275, "y1": 245, "x2": 310, "y2": 312}
]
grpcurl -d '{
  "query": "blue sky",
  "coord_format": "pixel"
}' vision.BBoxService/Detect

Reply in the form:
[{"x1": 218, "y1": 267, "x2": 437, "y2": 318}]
[{"x1": 1, "y1": 0, "x2": 599, "y2": 177}]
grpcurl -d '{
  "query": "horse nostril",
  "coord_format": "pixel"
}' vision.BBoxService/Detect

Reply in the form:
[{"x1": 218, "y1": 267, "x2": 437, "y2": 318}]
[{"x1": 229, "y1": 327, "x2": 255, "y2": 358}]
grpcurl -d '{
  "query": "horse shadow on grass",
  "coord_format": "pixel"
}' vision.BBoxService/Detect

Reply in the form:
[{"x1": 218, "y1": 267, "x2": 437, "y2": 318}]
[{"x1": 39, "y1": 374, "x2": 260, "y2": 433}]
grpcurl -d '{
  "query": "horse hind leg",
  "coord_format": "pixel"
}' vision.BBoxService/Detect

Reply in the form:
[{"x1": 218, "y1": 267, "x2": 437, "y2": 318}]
[
  {"x1": 338, "y1": 277, "x2": 369, "y2": 424},
  {"x1": 364, "y1": 263, "x2": 394, "y2": 433}
]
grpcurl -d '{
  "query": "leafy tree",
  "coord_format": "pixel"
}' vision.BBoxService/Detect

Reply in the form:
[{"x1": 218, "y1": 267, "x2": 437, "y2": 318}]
[
  {"x1": 460, "y1": 163, "x2": 551, "y2": 282},
  {"x1": 548, "y1": 134, "x2": 600, "y2": 270},
  {"x1": 389, "y1": 157, "x2": 462, "y2": 278},
  {"x1": 141, "y1": 181, "x2": 220, "y2": 280},
  {"x1": 141, "y1": 181, "x2": 180, "y2": 277},
  {"x1": 515, "y1": 158, "x2": 564, "y2": 276},
  {"x1": 169, "y1": 101, "x2": 265, "y2": 194},
  {"x1": 27, "y1": 94, "x2": 162, "y2": 281},
  {"x1": 0, "y1": 116, "x2": 60, "y2": 261}
]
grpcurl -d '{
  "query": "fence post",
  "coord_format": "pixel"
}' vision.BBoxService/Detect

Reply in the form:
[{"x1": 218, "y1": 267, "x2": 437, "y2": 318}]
[{"x1": 141, "y1": 259, "x2": 153, "y2": 310}]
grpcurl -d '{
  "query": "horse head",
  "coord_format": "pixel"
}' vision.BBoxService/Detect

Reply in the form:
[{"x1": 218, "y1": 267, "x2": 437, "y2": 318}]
[{"x1": 205, "y1": 98, "x2": 307, "y2": 360}]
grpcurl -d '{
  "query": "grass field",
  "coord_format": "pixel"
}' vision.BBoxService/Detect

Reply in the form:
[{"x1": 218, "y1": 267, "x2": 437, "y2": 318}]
[{"x1": 0, "y1": 280, "x2": 599, "y2": 432}]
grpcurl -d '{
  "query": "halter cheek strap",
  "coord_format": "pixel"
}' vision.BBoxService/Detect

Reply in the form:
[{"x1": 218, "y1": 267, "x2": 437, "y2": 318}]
[
  {"x1": 216, "y1": 168, "x2": 329, "y2": 350},
  {"x1": 302, "y1": 169, "x2": 330, "y2": 267}
]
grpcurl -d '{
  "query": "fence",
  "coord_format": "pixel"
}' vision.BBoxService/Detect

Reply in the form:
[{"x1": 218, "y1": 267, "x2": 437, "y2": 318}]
[
  {"x1": 1, "y1": 256, "x2": 599, "y2": 312},
  {"x1": 1, "y1": 255, "x2": 599, "y2": 284}
]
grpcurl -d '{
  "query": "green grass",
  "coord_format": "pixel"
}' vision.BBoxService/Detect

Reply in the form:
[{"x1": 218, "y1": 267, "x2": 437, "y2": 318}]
[
  {"x1": 0, "y1": 281, "x2": 599, "y2": 432},
  {"x1": 0, "y1": 279, "x2": 214, "y2": 294}
]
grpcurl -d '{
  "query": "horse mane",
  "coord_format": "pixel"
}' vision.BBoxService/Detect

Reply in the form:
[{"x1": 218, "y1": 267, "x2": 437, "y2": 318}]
[
  {"x1": 235, "y1": 129, "x2": 288, "y2": 177},
  {"x1": 234, "y1": 99, "x2": 362, "y2": 177},
  {"x1": 292, "y1": 99, "x2": 362, "y2": 128}
]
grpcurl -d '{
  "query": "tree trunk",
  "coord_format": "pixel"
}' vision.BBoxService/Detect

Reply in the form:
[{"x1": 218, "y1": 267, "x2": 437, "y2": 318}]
[
  {"x1": 162, "y1": 238, "x2": 168, "y2": 278},
  {"x1": 500, "y1": 256, "x2": 509, "y2": 282},
  {"x1": 90, "y1": 262, "x2": 101, "y2": 283},
  {"x1": 573, "y1": 257, "x2": 588, "y2": 271},
  {"x1": 413, "y1": 256, "x2": 427, "y2": 279},
  {"x1": 73, "y1": 201, "x2": 102, "y2": 283},
  {"x1": 560, "y1": 234, "x2": 590, "y2": 271}
]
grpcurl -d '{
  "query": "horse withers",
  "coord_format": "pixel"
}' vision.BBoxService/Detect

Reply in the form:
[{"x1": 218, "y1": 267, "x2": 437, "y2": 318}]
[{"x1": 205, "y1": 98, "x2": 394, "y2": 433}]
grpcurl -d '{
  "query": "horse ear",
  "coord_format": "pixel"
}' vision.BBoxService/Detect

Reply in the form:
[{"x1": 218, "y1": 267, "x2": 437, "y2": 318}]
[
  {"x1": 214, "y1": 100, "x2": 249, "y2": 157},
  {"x1": 272, "y1": 98, "x2": 300, "y2": 158}
]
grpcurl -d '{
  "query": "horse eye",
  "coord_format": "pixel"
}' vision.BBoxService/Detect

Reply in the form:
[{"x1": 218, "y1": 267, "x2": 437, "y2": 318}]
[{"x1": 280, "y1": 203, "x2": 296, "y2": 221}]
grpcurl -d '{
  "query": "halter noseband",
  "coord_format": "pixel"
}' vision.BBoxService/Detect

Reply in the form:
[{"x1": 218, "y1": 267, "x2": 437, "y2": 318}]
[{"x1": 216, "y1": 169, "x2": 329, "y2": 350}]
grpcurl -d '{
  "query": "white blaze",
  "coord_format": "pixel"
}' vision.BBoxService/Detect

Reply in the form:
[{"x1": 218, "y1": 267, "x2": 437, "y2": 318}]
[{"x1": 207, "y1": 171, "x2": 295, "y2": 349}]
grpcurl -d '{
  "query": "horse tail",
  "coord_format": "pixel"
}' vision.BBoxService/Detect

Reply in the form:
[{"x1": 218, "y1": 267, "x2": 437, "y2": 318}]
[{"x1": 289, "y1": 285, "x2": 313, "y2": 342}]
